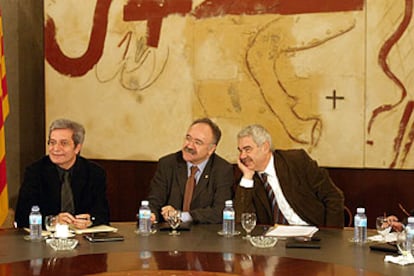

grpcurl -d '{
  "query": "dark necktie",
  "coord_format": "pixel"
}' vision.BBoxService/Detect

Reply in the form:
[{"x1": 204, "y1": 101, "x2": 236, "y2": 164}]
[
  {"x1": 183, "y1": 166, "x2": 198, "y2": 211},
  {"x1": 261, "y1": 173, "x2": 287, "y2": 224},
  {"x1": 61, "y1": 171, "x2": 75, "y2": 214}
]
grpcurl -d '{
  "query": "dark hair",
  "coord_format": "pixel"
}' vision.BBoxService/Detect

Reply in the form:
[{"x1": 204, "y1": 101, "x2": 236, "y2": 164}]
[{"x1": 191, "y1": 118, "x2": 222, "y2": 145}]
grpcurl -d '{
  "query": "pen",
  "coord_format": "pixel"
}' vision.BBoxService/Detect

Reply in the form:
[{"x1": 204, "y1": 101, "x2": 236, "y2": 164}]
[{"x1": 75, "y1": 216, "x2": 95, "y2": 222}]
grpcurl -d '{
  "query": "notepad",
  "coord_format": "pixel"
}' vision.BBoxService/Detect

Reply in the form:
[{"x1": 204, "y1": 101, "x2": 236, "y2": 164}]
[
  {"x1": 73, "y1": 224, "x2": 118, "y2": 234},
  {"x1": 265, "y1": 225, "x2": 319, "y2": 238}
]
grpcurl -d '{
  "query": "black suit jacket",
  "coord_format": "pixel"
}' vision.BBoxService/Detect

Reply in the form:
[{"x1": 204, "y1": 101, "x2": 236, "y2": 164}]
[
  {"x1": 235, "y1": 149, "x2": 344, "y2": 228},
  {"x1": 15, "y1": 155, "x2": 110, "y2": 228},
  {"x1": 146, "y1": 151, "x2": 234, "y2": 224}
]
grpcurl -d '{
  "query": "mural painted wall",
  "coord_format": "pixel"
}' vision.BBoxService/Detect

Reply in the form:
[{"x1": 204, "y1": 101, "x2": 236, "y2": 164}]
[{"x1": 44, "y1": 0, "x2": 414, "y2": 169}]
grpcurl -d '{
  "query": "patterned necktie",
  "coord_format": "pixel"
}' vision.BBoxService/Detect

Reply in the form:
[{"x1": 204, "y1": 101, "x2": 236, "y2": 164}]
[
  {"x1": 61, "y1": 171, "x2": 75, "y2": 214},
  {"x1": 261, "y1": 173, "x2": 287, "y2": 224},
  {"x1": 183, "y1": 166, "x2": 198, "y2": 211}
]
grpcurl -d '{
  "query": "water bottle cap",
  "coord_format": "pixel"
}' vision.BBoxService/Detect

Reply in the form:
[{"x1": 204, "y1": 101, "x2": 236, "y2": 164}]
[
  {"x1": 225, "y1": 200, "x2": 233, "y2": 206},
  {"x1": 31, "y1": 205, "x2": 40, "y2": 212},
  {"x1": 356, "y1": 207, "x2": 365, "y2": 214},
  {"x1": 408, "y1": 217, "x2": 414, "y2": 223},
  {"x1": 141, "y1": 200, "x2": 149, "y2": 206}
]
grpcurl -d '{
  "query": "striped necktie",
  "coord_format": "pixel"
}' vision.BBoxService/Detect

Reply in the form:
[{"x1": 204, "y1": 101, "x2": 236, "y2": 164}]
[{"x1": 260, "y1": 173, "x2": 287, "y2": 224}]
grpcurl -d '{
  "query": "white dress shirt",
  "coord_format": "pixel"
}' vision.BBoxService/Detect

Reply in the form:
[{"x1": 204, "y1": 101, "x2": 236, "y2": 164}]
[{"x1": 239, "y1": 155, "x2": 308, "y2": 225}]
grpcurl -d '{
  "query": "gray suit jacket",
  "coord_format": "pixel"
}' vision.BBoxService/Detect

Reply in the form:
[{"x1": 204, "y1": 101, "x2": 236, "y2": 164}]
[
  {"x1": 235, "y1": 149, "x2": 344, "y2": 228},
  {"x1": 147, "y1": 151, "x2": 234, "y2": 224}
]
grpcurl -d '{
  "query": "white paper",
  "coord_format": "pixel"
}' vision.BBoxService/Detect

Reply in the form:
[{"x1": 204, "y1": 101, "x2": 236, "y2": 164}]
[
  {"x1": 73, "y1": 224, "x2": 118, "y2": 234},
  {"x1": 368, "y1": 232, "x2": 398, "y2": 243},
  {"x1": 265, "y1": 225, "x2": 319, "y2": 238},
  {"x1": 385, "y1": 255, "x2": 414, "y2": 266}
]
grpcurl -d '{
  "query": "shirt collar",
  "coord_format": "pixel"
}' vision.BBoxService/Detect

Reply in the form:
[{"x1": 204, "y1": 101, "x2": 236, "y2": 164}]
[
  {"x1": 187, "y1": 157, "x2": 209, "y2": 174},
  {"x1": 56, "y1": 166, "x2": 73, "y2": 182},
  {"x1": 260, "y1": 154, "x2": 275, "y2": 178}
]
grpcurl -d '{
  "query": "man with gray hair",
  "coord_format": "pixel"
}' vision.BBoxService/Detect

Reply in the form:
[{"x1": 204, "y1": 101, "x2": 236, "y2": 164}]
[
  {"x1": 234, "y1": 124, "x2": 344, "y2": 228},
  {"x1": 15, "y1": 118, "x2": 110, "y2": 229}
]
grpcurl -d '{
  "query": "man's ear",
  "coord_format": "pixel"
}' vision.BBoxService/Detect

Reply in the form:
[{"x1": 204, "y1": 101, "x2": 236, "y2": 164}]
[
  {"x1": 262, "y1": 141, "x2": 271, "y2": 152},
  {"x1": 75, "y1": 143, "x2": 82, "y2": 155},
  {"x1": 208, "y1": 143, "x2": 217, "y2": 155}
]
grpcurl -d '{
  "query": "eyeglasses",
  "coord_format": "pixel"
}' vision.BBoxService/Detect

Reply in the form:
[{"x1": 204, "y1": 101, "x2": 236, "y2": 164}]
[
  {"x1": 48, "y1": 139, "x2": 74, "y2": 148},
  {"x1": 184, "y1": 135, "x2": 212, "y2": 147}
]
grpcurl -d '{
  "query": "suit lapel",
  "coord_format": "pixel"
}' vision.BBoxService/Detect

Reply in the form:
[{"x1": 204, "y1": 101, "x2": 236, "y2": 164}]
[
  {"x1": 193, "y1": 165, "x2": 210, "y2": 200},
  {"x1": 192, "y1": 154, "x2": 214, "y2": 202},
  {"x1": 70, "y1": 157, "x2": 86, "y2": 208},
  {"x1": 273, "y1": 151, "x2": 292, "y2": 204},
  {"x1": 177, "y1": 159, "x2": 188, "y2": 198},
  {"x1": 45, "y1": 160, "x2": 62, "y2": 210},
  {"x1": 253, "y1": 173, "x2": 273, "y2": 220}
]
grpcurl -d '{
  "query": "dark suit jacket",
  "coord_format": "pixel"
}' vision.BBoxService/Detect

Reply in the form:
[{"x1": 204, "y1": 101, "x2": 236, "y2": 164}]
[
  {"x1": 15, "y1": 155, "x2": 110, "y2": 228},
  {"x1": 147, "y1": 151, "x2": 234, "y2": 224},
  {"x1": 234, "y1": 149, "x2": 344, "y2": 228}
]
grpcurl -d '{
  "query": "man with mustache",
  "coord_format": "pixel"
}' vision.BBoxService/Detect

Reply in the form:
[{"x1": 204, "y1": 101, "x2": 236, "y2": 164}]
[
  {"x1": 234, "y1": 124, "x2": 344, "y2": 228},
  {"x1": 146, "y1": 118, "x2": 234, "y2": 224}
]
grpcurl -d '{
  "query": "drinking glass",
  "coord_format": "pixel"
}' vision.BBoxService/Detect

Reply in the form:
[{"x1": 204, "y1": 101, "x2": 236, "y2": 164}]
[
  {"x1": 376, "y1": 216, "x2": 391, "y2": 240},
  {"x1": 241, "y1": 213, "x2": 256, "y2": 240},
  {"x1": 45, "y1": 215, "x2": 57, "y2": 233},
  {"x1": 396, "y1": 231, "x2": 412, "y2": 259},
  {"x1": 167, "y1": 210, "x2": 181, "y2": 236}
]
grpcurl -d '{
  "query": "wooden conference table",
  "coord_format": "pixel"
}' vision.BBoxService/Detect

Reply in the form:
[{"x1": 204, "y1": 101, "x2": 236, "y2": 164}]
[{"x1": 0, "y1": 222, "x2": 413, "y2": 275}]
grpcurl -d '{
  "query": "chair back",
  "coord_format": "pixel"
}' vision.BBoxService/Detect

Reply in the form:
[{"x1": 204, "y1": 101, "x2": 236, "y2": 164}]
[{"x1": 344, "y1": 206, "x2": 353, "y2": 227}]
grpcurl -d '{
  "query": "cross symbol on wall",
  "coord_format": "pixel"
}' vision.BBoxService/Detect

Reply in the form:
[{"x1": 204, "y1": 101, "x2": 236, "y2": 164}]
[{"x1": 325, "y1": 90, "x2": 345, "y2": 109}]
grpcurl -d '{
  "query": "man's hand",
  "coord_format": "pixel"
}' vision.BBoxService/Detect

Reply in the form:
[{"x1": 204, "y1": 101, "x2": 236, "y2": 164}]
[
  {"x1": 57, "y1": 212, "x2": 93, "y2": 229},
  {"x1": 72, "y1": 214, "x2": 93, "y2": 229},
  {"x1": 56, "y1": 212, "x2": 76, "y2": 225},
  {"x1": 150, "y1": 213, "x2": 157, "y2": 223},
  {"x1": 161, "y1": 205, "x2": 176, "y2": 221},
  {"x1": 386, "y1": 215, "x2": 404, "y2": 232},
  {"x1": 237, "y1": 158, "x2": 255, "y2": 180}
]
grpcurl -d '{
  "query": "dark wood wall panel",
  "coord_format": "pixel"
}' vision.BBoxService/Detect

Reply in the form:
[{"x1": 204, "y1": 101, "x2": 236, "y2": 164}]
[
  {"x1": 93, "y1": 159, "x2": 414, "y2": 228},
  {"x1": 328, "y1": 168, "x2": 414, "y2": 227},
  {"x1": 95, "y1": 160, "x2": 158, "y2": 222}
]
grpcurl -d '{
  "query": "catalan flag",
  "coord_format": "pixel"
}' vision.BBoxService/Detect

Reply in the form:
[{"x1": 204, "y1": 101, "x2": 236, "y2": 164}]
[{"x1": 0, "y1": 7, "x2": 9, "y2": 227}]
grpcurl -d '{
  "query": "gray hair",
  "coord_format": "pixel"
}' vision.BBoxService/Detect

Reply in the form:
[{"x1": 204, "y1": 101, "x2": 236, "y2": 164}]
[
  {"x1": 48, "y1": 118, "x2": 85, "y2": 146},
  {"x1": 237, "y1": 124, "x2": 273, "y2": 149}
]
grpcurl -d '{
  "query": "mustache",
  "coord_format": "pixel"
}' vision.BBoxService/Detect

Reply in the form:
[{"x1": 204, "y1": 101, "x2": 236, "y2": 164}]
[
  {"x1": 240, "y1": 157, "x2": 251, "y2": 165},
  {"x1": 183, "y1": 147, "x2": 196, "y2": 154}
]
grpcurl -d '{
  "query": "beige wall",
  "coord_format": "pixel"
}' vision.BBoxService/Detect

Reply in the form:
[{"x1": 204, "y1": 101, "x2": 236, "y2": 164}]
[{"x1": 45, "y1": 0, "x2": 414, "y2": 169}]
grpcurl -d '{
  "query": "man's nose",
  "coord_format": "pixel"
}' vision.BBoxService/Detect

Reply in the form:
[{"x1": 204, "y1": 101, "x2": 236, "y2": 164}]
[{"x1": 186, "y1": 140, "x2": 196, "y2": 148}]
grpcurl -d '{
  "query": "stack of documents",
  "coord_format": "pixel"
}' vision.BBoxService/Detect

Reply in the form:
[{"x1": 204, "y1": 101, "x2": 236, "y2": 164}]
[
  {"x1": 265, "y1": 225, "x2": 319, "y2": 238},
  {"x1": 24, "y1": 224, "x2": 118, "y2": 237}
]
